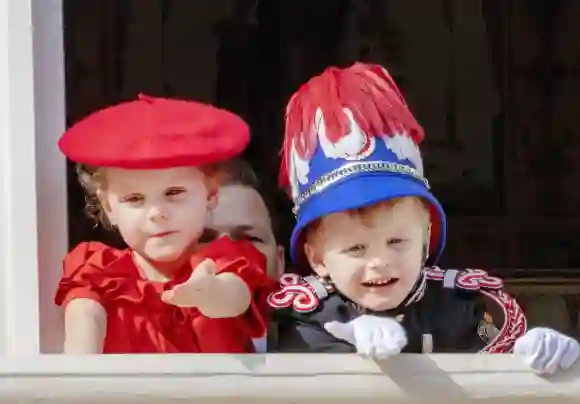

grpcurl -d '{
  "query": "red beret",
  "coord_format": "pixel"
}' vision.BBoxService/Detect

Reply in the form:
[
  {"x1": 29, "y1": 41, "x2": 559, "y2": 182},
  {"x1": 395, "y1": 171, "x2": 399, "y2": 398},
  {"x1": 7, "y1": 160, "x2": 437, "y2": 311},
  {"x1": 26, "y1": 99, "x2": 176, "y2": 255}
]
[{"x1": 58, "y1": 94, "x2": 250, "y2": 169}]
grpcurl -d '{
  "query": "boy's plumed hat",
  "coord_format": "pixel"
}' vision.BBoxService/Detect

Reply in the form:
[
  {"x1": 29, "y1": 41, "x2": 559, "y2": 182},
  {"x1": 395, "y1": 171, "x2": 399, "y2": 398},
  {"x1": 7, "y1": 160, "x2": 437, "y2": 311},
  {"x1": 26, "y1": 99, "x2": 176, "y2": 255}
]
[
  {"x1": 280, "y1": 62, "x2": 446, "y2": 264},
  {"x1": 59, "y1": 94, "x2": 249, "y2": 168}
]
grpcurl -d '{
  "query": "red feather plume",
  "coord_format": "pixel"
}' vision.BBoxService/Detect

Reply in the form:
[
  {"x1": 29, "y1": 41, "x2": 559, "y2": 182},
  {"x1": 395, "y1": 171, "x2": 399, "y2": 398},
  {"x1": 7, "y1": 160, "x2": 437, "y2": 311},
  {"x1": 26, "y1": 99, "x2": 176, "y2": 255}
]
[{"x1": 279, "y1": 62, "x2": 424, "y2": 191}]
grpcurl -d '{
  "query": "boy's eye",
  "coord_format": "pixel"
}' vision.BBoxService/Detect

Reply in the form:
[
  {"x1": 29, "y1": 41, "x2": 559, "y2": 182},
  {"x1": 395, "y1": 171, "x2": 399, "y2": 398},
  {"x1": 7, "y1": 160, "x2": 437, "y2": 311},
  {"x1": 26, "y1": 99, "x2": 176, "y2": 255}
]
[
  {"x1": 388, "y1": 238, "x2": 404, "y2": 245},
  {"x1": 345, "y1": 244, "x2": 366, "y2": 253},
  {"x1": 166, "y1": 187, "x2": 185, "y2": 196}
]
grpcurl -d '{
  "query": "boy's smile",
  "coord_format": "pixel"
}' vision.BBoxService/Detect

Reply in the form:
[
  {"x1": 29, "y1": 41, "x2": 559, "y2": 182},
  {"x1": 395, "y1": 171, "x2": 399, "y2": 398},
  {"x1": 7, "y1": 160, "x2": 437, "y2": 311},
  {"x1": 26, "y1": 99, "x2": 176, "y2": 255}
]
[{"x1": 361, "y1": 277, "x2": 400, "y2": 291}]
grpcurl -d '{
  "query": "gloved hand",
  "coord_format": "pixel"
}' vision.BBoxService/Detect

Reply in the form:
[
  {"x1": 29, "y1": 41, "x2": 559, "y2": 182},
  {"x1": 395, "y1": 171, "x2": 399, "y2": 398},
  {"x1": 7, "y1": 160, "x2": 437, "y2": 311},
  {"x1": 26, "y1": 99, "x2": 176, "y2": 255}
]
[
  {"x1": 324, "y1": 314, "x2": 407, "y2": 359},
  {"x1": 513, "y1": 327, "x2": 580, "y2": 376}
]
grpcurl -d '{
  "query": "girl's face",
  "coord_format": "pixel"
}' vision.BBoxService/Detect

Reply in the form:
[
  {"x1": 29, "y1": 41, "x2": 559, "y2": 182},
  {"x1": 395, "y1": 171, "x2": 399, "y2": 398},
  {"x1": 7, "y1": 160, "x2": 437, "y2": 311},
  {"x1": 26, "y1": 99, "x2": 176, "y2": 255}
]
[{"x1": 101, "y1": 167, "x2": 216, "y2": 264}]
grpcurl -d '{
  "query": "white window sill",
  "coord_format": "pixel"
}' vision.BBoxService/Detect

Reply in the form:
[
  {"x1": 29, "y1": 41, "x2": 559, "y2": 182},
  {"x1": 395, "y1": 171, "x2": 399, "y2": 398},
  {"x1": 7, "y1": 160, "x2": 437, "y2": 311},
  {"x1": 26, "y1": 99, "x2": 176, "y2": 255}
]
[{"x1": 1, "y1": 354, "x2": 578, "y2": 403}]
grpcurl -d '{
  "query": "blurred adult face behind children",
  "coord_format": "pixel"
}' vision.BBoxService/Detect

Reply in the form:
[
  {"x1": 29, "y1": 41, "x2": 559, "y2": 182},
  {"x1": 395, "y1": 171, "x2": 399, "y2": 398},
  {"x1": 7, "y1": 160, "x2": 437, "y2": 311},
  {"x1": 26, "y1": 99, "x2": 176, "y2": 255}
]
[
  {"x1": 200, "y1": 160, "x2": 284, "y2": 278},
  {"x1": 203, "y1": 184, "x2": 284, "y2": 278},
  {"x1": 304, "y1": 197, "x2": 429, "y2": 312},
  {"x1": 100, "y1": 167, "x2": 217, "y2": 269}
]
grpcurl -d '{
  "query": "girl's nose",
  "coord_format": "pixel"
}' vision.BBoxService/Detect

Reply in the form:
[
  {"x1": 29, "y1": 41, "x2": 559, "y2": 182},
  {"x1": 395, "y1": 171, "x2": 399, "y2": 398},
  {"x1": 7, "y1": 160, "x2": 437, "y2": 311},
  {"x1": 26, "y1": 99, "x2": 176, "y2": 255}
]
[{"x1": 146, "y1": 204, "x2": 168, "y2": 221}]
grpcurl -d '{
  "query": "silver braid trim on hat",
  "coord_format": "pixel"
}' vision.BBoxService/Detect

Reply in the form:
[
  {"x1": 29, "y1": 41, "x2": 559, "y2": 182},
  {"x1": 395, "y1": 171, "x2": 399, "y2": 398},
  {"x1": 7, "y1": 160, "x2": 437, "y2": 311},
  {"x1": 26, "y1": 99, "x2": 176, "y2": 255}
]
[{"x1": 292, "y1": 160, "x2": 430, "y2": 216}]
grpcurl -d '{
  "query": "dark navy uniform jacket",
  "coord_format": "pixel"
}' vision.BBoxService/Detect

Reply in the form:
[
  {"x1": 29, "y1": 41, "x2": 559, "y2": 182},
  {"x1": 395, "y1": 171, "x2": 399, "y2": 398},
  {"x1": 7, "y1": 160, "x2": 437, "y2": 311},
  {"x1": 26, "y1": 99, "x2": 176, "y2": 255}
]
[{"x1": 272, "y1": 275, "x2": 496, "y2": 353}]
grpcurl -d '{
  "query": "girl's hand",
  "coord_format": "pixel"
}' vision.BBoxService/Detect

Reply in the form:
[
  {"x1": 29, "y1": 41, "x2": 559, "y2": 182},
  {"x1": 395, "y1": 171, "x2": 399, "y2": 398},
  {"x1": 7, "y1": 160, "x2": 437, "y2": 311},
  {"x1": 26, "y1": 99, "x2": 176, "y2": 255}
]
[
  {"x1": 161, "y1": 259, "x2": 218, "y2": 308},
  {"x1": 161, "y1": 259, "x2": 251, "y2": 318}
]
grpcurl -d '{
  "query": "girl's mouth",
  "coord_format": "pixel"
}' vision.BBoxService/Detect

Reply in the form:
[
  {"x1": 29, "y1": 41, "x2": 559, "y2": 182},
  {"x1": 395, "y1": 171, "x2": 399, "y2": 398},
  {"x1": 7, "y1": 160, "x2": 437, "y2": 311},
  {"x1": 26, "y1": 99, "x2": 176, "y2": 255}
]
[{"x1": 151, "y1": 231, "x2": 176, "y2": 238}]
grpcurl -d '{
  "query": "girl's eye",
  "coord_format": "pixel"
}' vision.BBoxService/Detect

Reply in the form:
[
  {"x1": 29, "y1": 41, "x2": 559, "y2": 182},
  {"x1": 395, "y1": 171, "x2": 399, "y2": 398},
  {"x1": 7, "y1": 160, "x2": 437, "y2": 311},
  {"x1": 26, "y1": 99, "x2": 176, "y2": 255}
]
[
  {"x1": 166, "y1": 188, "x2": 185, "y2": 196},
  {"x1": 122, "y1": 195, "x2": 143, "y2": 203}
]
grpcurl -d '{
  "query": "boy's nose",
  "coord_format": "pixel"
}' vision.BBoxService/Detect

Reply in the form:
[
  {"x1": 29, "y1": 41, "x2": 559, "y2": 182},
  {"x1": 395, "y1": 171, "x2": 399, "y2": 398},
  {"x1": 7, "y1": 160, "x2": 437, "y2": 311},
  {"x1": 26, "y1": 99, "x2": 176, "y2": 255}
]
[{"x1": 367, "y1": 255, "x2": 389, "y2": 270}]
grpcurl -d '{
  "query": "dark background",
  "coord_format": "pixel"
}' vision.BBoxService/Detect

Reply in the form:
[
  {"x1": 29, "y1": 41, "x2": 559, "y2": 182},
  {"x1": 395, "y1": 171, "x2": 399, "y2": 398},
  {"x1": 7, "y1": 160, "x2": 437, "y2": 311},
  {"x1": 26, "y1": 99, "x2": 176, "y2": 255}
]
[{"x1": 62, "y1": 0, "x2": 580, "y2": 334}]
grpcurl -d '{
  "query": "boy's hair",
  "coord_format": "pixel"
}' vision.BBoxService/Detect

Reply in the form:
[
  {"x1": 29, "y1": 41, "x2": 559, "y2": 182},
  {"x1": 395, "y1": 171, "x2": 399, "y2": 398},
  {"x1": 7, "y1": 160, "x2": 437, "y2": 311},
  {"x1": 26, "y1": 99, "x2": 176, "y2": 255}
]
[
  {"x1": 77, "y1": 163, "x2": 223, "y2": 229},
  {"x1": 305, "y1": 197, "x2": 431, "y2": 242}
]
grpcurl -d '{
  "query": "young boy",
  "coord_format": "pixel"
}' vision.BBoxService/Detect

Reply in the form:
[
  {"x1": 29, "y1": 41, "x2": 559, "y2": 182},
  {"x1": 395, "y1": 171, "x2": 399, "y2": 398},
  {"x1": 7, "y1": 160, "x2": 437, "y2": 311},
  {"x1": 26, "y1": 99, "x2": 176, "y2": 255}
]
[{"x1": 267, "y1": 63, "x2": 579, "y2": 376}]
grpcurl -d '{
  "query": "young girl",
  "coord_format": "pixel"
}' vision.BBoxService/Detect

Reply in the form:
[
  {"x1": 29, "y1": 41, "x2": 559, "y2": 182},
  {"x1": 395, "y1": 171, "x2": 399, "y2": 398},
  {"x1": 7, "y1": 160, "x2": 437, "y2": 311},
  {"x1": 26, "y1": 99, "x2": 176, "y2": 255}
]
[
  {"x1": 267, "y1": 63, "x2": 580, "y2": 376},
  {"x1": 55, "y1": 94, "x2": 275, "y2": 354}
]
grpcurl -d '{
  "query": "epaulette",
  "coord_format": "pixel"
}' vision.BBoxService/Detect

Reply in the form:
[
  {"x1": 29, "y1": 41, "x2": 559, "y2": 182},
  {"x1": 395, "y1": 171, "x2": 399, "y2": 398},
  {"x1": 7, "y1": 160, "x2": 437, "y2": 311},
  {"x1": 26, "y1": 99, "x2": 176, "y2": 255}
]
[
  {"x1": 424, "y1": 267, "x2": 527, "y2": 353},
  {"x1": 267, "y1": 273, "x2": 335, "y2": 313},
  {"x1": 424, "y1": 267, "x2": 504, "y2": 290}
]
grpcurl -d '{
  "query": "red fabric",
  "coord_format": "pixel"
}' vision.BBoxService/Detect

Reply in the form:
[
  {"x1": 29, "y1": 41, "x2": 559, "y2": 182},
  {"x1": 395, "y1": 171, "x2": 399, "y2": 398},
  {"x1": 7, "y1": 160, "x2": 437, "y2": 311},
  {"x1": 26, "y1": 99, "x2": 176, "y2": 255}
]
[
  {"x1": 280, "y1": 62, "x2": 424, "y2": 188},
  {"x1": 58, "y1": 94, "x2": 249, "y2": 169},
  {"x1": 54, "y1": 236, "x2": 276, "y2": 353},
  {"x1": 189, "y1": 236, "x2": 279, "y2": 339}
]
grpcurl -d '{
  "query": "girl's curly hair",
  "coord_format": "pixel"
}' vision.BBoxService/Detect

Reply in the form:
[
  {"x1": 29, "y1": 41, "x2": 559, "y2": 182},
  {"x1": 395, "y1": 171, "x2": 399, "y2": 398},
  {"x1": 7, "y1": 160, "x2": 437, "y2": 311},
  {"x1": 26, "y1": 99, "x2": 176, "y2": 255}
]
[{"x1": 76, "y1": 164, "x2": 112, "y2": 229}]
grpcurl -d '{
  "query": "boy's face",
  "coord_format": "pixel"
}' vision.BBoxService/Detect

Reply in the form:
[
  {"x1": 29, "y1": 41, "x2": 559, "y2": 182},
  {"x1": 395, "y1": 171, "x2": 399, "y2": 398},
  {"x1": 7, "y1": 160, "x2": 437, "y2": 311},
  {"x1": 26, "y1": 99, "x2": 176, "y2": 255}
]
[
  {"x1": 102, "y1": 167, "x2": 216, "y2": 263},
  {"x1": 304, "y1": 198, "x2": 427, "y2": 312}
]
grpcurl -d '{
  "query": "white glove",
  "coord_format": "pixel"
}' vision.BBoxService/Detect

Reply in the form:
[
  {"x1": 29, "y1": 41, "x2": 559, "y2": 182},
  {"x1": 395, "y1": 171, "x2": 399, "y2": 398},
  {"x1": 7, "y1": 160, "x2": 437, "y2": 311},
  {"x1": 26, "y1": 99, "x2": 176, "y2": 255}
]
[
  {"x1": 324, "y1": 315, "x2": 407, "y2": 359},
  {"x1": 513, "y1": 327, "x2": 580, "y2": 376}
]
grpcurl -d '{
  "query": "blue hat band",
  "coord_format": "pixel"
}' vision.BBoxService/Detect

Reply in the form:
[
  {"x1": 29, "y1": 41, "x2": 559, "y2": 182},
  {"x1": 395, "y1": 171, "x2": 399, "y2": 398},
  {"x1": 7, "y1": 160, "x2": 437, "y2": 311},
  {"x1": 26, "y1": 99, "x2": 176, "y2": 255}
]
[{"x1": 292, "y1": 160, "x2": 430, "y2": 216}]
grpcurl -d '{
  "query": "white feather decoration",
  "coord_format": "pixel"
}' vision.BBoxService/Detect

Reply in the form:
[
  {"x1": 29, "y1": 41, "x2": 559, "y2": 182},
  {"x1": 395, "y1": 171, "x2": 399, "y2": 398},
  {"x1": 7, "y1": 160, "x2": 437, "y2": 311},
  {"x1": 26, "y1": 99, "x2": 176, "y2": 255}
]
[
  {"x1": 382, "y1": 133, "x2": 424, "y2": 175},
  {"x1": 317, "y1": 108, "x2": 375, "y2": 160}
]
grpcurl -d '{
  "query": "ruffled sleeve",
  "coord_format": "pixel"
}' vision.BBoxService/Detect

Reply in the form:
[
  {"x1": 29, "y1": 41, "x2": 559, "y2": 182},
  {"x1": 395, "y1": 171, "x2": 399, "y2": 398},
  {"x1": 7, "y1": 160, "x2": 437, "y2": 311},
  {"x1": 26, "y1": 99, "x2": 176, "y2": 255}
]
[
  {"x1": 54, "y1": 241, "x2": 121, "y2": 307},
  {"x1": 191, "y1": 236, "x2": 279, "y2": 339},
  {"x1": 54, "y1": 241, "x2": 163, "y2": 311}
]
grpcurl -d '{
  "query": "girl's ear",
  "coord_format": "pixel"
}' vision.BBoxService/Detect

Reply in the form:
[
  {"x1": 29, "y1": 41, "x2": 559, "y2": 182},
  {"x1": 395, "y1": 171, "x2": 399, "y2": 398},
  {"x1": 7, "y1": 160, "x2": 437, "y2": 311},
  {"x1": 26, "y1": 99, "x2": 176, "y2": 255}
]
[
  {"x1": 97, "y1": 190, "x2": 116, "y2": 225},
  {"x1": 204, "y1": 174, "x2": 220, "y2": 211},
  {"x1": 207, "y1": 187, "x2": 219, "y2": 211}
]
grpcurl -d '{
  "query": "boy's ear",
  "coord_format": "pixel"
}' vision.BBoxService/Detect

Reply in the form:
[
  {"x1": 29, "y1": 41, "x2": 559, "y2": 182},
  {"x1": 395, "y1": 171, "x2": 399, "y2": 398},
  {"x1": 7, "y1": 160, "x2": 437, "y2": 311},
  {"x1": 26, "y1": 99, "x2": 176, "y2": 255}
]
[{"x1": 304, "y1": 243, "x2": 329, "y2": 277}]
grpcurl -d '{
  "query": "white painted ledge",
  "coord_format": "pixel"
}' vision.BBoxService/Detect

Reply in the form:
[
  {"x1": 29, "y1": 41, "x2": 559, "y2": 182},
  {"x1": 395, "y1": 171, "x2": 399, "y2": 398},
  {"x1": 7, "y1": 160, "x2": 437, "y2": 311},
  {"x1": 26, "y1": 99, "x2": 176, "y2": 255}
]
[{"x1": 0, "y1": 354, "x2": 578, "y2": 403}]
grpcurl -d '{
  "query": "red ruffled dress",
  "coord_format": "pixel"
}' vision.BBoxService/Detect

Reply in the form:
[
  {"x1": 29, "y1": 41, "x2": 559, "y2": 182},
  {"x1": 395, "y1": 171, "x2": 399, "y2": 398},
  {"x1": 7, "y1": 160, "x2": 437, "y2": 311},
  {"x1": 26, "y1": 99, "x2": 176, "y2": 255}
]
[{"x1": 54, "y1": 236, "x2": 277, "y2": 353}]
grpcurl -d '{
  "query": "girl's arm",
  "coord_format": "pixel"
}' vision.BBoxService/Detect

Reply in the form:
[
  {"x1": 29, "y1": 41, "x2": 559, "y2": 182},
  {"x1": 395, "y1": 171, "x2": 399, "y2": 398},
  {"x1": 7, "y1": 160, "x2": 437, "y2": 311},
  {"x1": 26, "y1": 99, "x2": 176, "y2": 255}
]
[{"x1": 63, "y1": 298, "x2": 107, "y2": 354}]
